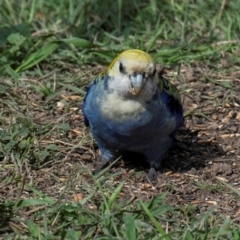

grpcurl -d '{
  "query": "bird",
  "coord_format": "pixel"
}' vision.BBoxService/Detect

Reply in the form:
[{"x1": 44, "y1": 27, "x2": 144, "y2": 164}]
[{"x1": 82, "y1": 49, "x2": 183, "y2": 180}]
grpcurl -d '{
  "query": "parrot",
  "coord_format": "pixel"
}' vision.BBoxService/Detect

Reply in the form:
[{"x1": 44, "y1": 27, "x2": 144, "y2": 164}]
[{"x1": 82, "y1": 49, "x2": 183, "y2": 180}]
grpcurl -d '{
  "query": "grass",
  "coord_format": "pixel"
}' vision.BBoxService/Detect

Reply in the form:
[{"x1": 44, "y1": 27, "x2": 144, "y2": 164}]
[{"x1": 1, "y1": 0, "x2": 240, "y2": 239}]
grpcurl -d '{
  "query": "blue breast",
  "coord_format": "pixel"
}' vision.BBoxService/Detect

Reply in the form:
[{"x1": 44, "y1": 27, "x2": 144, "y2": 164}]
[{"x1": 86, "y1": 95, "x2": 178, "y2": 151}]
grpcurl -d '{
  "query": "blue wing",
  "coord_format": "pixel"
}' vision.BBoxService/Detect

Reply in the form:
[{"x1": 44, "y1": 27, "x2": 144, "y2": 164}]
[
  {"x1": 82, "y1": 83, "x2": 94, "y2": 127},
  {"x1": 160, "y1": 77, "x2": 184, "y2": 131},
  {"x1": 82, "y1": 73, "x2": 106, "y2": 127}
]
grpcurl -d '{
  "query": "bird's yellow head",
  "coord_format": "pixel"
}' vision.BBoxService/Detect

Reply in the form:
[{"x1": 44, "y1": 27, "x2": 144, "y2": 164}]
[{"x1": 106, "y1": 49, "x2": 156, "y2": 95}]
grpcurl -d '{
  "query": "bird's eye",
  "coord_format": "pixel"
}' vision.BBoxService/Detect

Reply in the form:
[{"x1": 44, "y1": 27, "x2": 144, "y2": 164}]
[
  {"x1": 119, "y1": 62, "x2": 124, "y2": 73},
  {"x1": 151, "y1": 69, "x2": 156, "y2": 77}
]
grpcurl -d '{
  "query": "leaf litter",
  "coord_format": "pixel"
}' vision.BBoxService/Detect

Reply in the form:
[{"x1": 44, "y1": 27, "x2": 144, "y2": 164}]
[{"x1": 0, "y1": 59, "x2": 240, "y2": 236}]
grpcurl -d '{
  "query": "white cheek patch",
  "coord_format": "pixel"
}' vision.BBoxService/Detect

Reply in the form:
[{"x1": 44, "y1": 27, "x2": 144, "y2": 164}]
[{"x1": 108, "y1": 75, "x2": 130, "y2": 94}]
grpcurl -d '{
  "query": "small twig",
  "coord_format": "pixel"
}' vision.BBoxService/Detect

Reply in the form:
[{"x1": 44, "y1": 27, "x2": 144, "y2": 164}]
[{"x1": 16, "y1": 172, "x2": 27, "y2": 200}]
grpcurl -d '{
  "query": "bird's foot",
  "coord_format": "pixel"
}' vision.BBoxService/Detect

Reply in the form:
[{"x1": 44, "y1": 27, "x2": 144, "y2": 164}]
[
  {"x1": 146, "y1": 166, "x2": 163, "y2": 183},
  {"x1": 147, "y1": 168, "x2": 158, "y2": 182}
]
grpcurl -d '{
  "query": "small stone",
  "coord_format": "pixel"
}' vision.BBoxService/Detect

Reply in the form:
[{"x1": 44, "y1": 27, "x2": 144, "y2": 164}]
[{"x1": 212, "y1": 114, "x2": 218, "y2": 120}]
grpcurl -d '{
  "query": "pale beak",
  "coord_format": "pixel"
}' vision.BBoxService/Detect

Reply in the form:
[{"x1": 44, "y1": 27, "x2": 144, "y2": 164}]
[{"x1": 129, "y1": 74, "x2": 146, "y2": 95}]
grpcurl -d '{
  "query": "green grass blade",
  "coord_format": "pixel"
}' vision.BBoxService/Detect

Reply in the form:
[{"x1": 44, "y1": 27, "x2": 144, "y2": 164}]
[
  {"x1": 18, "y1": 198, "x2": 55, "y2": 208},
  {"x1": 16, "y1": 41, "x2": 59, "y2": 73},
  {"x1": 139, "y1": 200, "x2": 170, "y2": 240},
  {"x1": 108, "y1": 181, "x2": 124, "y2": 208},
  {"x1": 61, "y1": 38, "x2": 100, "y2": 49},
  {"x1": 214, "y1": 217, "x2": 231, "y2": 240},
  {"x1": 123, "y1": 215, "x2": 137, "y2": 240}
]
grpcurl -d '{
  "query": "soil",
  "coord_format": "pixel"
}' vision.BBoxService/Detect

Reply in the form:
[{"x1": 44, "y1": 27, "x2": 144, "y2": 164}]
[{"x1": 1, "y1": 61, "x2": 240, "y2": 232}]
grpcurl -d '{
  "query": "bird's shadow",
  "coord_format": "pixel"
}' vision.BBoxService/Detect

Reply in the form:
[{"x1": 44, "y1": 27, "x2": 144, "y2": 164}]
[{"x1": 119, "y1": 126, "x2": 223, "y2": 174}]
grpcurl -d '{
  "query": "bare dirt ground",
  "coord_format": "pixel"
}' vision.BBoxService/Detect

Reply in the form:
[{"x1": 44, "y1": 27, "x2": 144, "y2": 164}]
[{"x1": 1, "y1": 61, "x2": 240, "y2": 233}]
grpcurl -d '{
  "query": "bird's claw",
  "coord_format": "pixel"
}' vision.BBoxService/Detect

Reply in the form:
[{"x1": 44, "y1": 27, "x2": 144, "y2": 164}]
[
  {"x1": 146, "y1": 166, "x2": 163, "y2": 183},
  {"x1": 147, "y1": 167, "x2": 158, "y2": 182}
]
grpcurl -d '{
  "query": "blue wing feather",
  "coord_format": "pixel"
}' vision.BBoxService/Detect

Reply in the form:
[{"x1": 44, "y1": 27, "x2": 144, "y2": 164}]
[
  {"x1": 82, "y1": 73, "x2": 106, "y2": 127},
  {"x1": 160, "y1": 77, "x2": 184, "y2": 133},
  {"x1": 82, "y1": 83, "x2": 95, "y2": 127}
]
